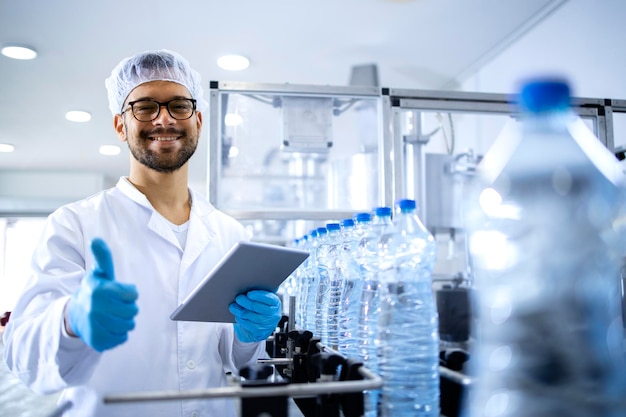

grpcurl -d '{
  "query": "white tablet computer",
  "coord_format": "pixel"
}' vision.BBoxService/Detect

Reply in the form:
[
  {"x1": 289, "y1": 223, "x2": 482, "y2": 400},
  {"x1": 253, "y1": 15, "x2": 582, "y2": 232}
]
[{"x1": 170, "y1": 241, "x2": 309, "y2": 323}]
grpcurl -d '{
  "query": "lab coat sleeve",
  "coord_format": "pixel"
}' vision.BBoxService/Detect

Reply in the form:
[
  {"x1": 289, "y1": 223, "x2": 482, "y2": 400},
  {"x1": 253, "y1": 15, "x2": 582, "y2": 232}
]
[
  {"x1": 217, "y1": 323, "x2": 268, "y2": 375},
  {"x1": 2, "y1": 208, "x2": 100, "y2": 394}
]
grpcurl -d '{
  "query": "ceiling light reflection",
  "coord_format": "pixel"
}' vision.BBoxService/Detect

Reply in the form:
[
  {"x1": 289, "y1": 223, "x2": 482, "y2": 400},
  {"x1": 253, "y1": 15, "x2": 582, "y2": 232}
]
[
  {"x1": 489, "y1": 345, "x2": 512, "y2": 371},
  {"x1": 485, "y1": 392, "x2": 510, "y2": 417},
  {"x1": 487, "y1": 286, "x2": 514, "y2": 324}
]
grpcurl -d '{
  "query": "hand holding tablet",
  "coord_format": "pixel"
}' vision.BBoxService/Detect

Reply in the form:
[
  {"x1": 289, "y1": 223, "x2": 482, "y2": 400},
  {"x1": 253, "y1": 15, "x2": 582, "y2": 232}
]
[{"x1": 170, "y1": 241, "x2": 309, "y2": 323}]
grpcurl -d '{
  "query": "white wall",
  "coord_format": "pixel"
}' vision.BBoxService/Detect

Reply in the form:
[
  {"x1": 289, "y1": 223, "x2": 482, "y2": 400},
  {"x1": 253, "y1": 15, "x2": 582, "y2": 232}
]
[
  {"x1": 456, "y1": 0, "x2": 626, "y2": 153},
  {"x1": 0, "y1": 171, "x2": 116, "y2": 215},
  {"x1": 461, "y1": 0, "x2": 626, "y2": 100}
]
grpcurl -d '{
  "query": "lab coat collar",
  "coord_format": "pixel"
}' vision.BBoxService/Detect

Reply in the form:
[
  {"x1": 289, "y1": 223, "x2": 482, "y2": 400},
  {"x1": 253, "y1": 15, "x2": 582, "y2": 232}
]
[
  {"x1": 115, "y1": 177, "x2": 216, "y2": 216},
  {"x1": 115, "y1": 176, "x2": 217, "y2": 269},
  {"x1": 184, "y1": 188, "x2": 218, "y2": 270},
  {"x1": 115, "y1": 177, "x2": 153, "y2": 209}
]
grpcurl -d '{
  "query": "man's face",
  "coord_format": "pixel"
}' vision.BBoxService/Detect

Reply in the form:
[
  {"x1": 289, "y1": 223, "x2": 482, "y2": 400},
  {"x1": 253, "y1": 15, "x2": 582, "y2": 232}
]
[{"x1": 114, "y1": 80, "x2": 203, "y2": 173}]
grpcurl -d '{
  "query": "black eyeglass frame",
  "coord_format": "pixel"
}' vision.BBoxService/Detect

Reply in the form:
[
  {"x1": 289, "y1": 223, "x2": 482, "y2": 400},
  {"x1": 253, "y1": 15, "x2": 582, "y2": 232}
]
[{"x1": 121, "y1": 98, "x2": 197, "y2": 122}]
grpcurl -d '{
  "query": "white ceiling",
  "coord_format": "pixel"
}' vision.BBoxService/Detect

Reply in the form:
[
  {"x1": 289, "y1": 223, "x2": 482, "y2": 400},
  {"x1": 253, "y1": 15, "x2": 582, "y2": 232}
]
[{"x1": 0, "y1": 0, "x2": 565, "y2": 190}]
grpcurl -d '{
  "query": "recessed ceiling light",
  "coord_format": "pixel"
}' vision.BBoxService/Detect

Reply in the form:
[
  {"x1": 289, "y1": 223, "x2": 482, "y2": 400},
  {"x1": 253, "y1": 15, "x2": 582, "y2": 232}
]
[
  {"x1": 65, "y1": 110, "x2": 91, "y2": 122},
  {"x1": 1, "y1": 44, "x2": 37, "y2": 60},
  {"x1": 217, "y1": 55, "x2": 250, "y2": 71},
  {"x1": 0, "y1": 143, "x2": 15, "y2": 153},
  {"x1": 99, "y1": 145, "x2": 121, "y2": 156}
]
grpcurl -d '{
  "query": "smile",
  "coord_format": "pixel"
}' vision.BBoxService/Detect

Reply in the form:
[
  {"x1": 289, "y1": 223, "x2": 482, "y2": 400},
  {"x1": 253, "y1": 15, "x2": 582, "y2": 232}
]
[{"x1": 149, "y1": 136, "x2": 179, "y2": 142}]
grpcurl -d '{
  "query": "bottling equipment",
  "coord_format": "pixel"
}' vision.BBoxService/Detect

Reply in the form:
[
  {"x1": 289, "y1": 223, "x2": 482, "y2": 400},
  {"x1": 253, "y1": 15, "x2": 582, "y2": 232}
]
[{"x1": 47, "y1": 82, "x2": 623, "y2": 417}]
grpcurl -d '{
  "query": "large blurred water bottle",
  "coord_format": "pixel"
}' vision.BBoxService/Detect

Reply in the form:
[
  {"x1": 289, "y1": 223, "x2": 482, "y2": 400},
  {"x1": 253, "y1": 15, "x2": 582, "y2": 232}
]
[
  {"x1": 378, "y1": 199, "x2": 439, "y2": 417},
  {"x1": 465, "y1": 78, "x2": 626, "y2": 417},
  {"x1": 338, "y1": 215, "x2": 370, "y2": 358},
  {"x1": 357, "y1": 206, "x2": 394, "y2": 417}
]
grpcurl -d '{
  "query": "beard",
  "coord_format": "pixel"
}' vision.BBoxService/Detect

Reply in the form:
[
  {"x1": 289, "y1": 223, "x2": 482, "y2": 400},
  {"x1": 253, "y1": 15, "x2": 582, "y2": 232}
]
[{"x1": 127, "y1": 126, "x2": 198, "y2": 173}]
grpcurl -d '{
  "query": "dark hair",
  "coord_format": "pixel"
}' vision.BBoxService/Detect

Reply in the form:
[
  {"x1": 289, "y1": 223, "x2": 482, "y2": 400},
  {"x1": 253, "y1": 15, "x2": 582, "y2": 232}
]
[{"x1": 1, "y1": 311, "x2": 10, "y2": 326}]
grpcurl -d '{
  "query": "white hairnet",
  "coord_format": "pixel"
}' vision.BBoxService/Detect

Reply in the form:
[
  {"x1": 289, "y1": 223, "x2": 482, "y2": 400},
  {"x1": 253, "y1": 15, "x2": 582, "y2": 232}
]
[{"x1": 104, "y1": 49, "x2": 207, "y2": 116}]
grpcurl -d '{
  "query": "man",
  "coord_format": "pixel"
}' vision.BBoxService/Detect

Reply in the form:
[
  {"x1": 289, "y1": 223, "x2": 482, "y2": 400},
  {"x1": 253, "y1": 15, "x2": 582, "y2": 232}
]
[{"x1": 2, "y1": 49, "x2": 281, "y2": 417}]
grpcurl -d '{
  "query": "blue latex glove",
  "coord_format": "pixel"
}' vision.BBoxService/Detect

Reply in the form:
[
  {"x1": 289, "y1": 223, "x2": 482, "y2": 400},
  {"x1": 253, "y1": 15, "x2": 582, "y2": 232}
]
[
  {"x1": 66, "y1": 238, "x2": 139, "y2": 352},
  {"x1": 229, "y1": 290, "x2": 281, "y2": 343}
]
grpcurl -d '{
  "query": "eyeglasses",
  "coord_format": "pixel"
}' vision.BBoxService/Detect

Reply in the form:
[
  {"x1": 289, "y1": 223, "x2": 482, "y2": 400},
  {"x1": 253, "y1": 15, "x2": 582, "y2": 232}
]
[{"x1": 122, "y1": 98, "x2": 197, "y2": 122}]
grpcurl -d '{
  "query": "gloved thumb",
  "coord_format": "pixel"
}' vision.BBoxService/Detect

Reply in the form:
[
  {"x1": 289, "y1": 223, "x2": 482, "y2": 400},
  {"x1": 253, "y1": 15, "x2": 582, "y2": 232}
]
[{"x1": 91, "y1": 238, "x2": 115, "y2": 281}]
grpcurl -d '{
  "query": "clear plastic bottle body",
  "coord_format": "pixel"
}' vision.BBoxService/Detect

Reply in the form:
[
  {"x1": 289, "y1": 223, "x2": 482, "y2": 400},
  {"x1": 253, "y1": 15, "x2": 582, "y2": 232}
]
[
  {"x1": 466, "y1": 80, "x2": 626, "y2": 417},
  {"x1": 317, "y1": 223, "x2": 343, "y2": 349},
  {"x1": 295, "y1": 235, "x2": 311, "y2": 327},
  {"x1": 356, "y1": 207, "x2": 394, "y2": 417},
  {"x1": 378, "y1": 199, "x2": 439, "y2": 417},
  {"x1": 338, "y1": 215, "x2": 370, "y2": 358},
  {"x1": 311, "y1": 227, "x2": 329, "y2": 342},
  {"x1": 303, "y1": 229, "x2": 324, "y2": 333}
]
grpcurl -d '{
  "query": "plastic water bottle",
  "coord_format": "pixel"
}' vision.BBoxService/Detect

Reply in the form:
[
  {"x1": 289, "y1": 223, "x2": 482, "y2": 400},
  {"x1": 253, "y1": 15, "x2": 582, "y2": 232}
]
[
  {"x1": 352, "y1": 212, "x2": 372, "y2": 242},
  {"x1": 295, "y1": 234, "x2": 311, "y2": 327},
  {"x1": 311, "y1": 227, "x2": 330, "y2": 341},
  {"x1": 302, "y1": 228, "x2": 324, "y2": 333},
  {"x1": 298, "y1": 231, "x2": 315, "y2": 331},
  {"x1": 465, "y1": 78, "x2": 626, "y2": 417},
  {"x1": 337, "y1": 216, "x2": 368, "y2": 358},
  {"x1": 377, "y1": 199, "x2": 439, "y2": 417},
  {"x1": 317, "y1": 222, "x2": 343, "y2": 348},
  {"x1": 356, "y1": 206, "x2": 394, "y2": 417}
]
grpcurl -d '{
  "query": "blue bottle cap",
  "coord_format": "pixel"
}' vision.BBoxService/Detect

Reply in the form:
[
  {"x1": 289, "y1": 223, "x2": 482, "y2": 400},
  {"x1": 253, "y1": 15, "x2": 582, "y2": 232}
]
[
  {"x1": 317, "y1": 227, "x2": 328, "y2": 235},
  {"x1": 326, "y1": 223, "x2": 341, "y2": 231},
  {"x1": 374, "y1": 207, "x2": 392, "y2": 217},
  {"x1": 518, "y1": 79, "x2": 571, "y2": 113},
  {"x1": 396, "y1": 199, "x2": 416, "y2": 212},
  {"x1": 354, "y1": 212, "x2": 372, "y2": 223},
  {"x1": 341, "y1": 218, "x2": 355, "y2": 228}
]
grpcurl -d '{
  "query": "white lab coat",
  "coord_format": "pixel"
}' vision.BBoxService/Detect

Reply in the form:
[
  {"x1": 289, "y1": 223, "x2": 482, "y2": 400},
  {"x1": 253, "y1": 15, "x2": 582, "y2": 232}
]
[{"x1": 2, "y1": 177, "x2": 267, "y2": 417}]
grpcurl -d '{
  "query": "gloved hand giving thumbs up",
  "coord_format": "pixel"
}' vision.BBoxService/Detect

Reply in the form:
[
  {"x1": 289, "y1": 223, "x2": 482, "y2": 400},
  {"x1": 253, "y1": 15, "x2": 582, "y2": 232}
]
[{"x1": 65, "y1": 238, "x2": 139, "y2": 352}]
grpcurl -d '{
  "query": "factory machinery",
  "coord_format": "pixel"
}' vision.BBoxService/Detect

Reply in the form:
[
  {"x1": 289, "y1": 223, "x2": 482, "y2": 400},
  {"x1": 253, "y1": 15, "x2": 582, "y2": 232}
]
[
  {"x1": 101, "y1": 297, "x2": 471, "y2": 417},
  {"x1": 45, "y1": 82, "x2": 626, "y2": 417}
]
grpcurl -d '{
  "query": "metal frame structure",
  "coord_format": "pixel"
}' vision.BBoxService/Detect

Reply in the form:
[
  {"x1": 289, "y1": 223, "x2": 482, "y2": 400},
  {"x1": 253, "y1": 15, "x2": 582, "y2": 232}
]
[
  {"x1": 207, "y1": 81, "x2": 621, "y2": 228},
  {"x1": 207, "y1": 81, "x2": 384, "y2": 223},
  {"x1": 385, "y1": 87, "x2": 617, "y2": 223}
]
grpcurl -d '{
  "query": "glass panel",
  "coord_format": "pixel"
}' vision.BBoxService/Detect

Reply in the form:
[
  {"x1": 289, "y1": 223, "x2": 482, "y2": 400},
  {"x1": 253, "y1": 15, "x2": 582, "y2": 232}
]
[
  {"x1": 397, "y1": 109, "x2": 514, "y2": 285},
  {"x1": 614, "y1": 111, "x2": 626, "y2": 150},
  {"x1": 396, "y1": 107, "x2": 610, "y2": 286},
  {"x1": 217, "y1": 91, "x2": 381, "y2": 212}
]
